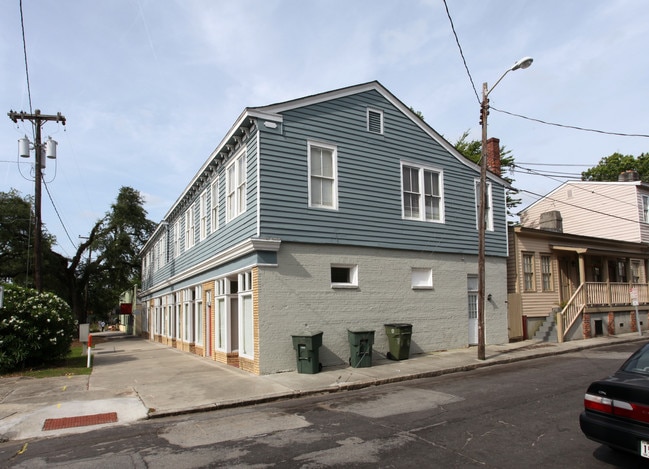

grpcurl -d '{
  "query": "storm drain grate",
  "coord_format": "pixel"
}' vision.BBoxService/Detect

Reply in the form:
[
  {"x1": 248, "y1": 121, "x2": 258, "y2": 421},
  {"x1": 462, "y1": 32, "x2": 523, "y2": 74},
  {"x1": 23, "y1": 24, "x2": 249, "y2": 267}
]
[{"x1": 43, "y1": 412, "x2": 118, "y2": 431}]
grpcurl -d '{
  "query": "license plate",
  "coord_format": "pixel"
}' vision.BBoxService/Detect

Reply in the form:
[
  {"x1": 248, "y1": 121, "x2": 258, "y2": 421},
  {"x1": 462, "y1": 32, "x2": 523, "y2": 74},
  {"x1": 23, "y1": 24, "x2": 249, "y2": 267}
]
[{"x1": 641, "y1": 440, "x2": 649, "y2": 458}]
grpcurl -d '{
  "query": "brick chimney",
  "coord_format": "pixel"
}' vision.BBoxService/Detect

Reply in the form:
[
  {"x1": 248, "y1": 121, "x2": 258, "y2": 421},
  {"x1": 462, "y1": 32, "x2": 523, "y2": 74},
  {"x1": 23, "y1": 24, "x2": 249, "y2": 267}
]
[{"x1": 486, "y1": 137, "x2": 501, "y2": 176}]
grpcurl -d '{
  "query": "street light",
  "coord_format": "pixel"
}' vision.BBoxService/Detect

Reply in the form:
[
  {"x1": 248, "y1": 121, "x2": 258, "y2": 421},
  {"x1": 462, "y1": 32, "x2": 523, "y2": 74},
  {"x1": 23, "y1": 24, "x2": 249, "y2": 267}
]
[{"x1": 478, "y1": 56, "x2": 533, "y2": 360}]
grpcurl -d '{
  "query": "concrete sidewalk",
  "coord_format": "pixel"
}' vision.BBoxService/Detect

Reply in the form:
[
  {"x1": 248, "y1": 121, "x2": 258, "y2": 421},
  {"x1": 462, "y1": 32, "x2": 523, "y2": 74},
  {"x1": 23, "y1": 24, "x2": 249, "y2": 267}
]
[{"x1": 1, "y1": 331, "x2": 647, "y2": 442}]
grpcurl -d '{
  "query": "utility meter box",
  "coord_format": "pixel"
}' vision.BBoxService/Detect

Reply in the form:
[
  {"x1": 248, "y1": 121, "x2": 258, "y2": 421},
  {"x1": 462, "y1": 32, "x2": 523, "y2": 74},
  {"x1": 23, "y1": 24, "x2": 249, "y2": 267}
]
[{"x1": 79, "y1": 323, "x2": 90, "y2": 343}]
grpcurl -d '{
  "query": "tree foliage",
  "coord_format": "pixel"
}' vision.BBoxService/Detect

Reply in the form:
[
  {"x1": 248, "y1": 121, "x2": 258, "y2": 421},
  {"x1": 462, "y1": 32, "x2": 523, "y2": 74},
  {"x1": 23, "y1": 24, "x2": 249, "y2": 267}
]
[
  {"x1": 0, "y1": 284, "x2": 76, "y2": 372},
  {"x1": 0, "y1": 187, "x2": 155, "y2": 323},
  {"x1": 581, "y1": 152, "x2": 649, "y2": 181},
  {"x1": 67, "y1": 186, "x2": 155, "y2": 321},
  {"x1": 453, "y1": 130, "x2": 522, "y2": 215}
]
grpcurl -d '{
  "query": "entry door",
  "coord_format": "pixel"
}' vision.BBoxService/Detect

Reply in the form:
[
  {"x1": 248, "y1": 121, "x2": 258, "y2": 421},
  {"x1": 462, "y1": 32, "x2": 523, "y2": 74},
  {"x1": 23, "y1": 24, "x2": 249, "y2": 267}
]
[
  {"x1": 468, "y1": 275, "x2": 478, "y2": 345},
  {"x1": 559, "y1": 257, "x2": 573, "y2": 304}
]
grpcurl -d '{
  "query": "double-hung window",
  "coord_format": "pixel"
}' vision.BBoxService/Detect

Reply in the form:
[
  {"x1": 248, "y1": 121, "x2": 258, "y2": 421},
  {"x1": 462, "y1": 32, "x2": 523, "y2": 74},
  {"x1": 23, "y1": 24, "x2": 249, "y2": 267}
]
[
  {"x1": 541, "y1": 255, "x2": 553, "y2": 291},
  {"x1": 173, "y1": 220, "x2": 181, "y2": 258},
  {"x1": 211, "y1": 179, "x2": 219, "y2": 232},
  {"x1": 239, "y1": 271, "x2": 254, "y2": 359},
  {"x1": 401, "y1": 163, "x2": 443, "y2": 221},
  {"x1": 226, "y1": 151, "x2": 246, "y2": 222},
  {"x1": 194, "y1": 285, "x2": 203, "y2": 346},
  {"x1": 523, "y1": 253, "x2": 535, "y2": 292},
  {"x1": 308, "y1": 142, "x2": 337, "y2": 209},
  {"x1": 475, "y1": 179, "x2": 493, "y2": 231},
  {"x1": 199, "y1": 190, "x2": 208, "y2": 241},
  {"x1": 184, "y1": 205, "x2": 195, "y2": 250},
  {"x1": 643, "y1": 195, "x2": 649, "y2": 223}
]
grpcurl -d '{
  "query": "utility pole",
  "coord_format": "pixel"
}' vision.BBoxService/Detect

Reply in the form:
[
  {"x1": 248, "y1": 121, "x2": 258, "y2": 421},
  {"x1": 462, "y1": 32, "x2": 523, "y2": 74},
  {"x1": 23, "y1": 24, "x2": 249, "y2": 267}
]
[
  {"x1": 8, "y1": 109, "x2": 66, "y2": 292},
  {"x1": 476, "y1": 57, "x2": 532, "y2": 360}
]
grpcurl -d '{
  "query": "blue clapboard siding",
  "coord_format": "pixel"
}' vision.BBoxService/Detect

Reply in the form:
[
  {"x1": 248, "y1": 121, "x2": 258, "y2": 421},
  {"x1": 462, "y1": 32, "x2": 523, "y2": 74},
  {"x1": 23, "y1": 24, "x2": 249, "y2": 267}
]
[
  {"x1": 142, "y1": 83, "x2": 510, "y2": 293},
  {"x1": 257, "y1": 89, "x2": 508, "y2": 257},
  {"x1": 146, "y1": 133, "x2": 260, "y2": 288}
]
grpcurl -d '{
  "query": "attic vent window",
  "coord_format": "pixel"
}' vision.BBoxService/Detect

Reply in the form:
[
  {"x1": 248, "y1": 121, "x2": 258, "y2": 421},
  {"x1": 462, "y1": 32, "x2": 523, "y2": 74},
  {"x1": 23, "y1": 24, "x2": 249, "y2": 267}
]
[{"x1": 367, "y1": 108, "x2": 383, "y2": 134}]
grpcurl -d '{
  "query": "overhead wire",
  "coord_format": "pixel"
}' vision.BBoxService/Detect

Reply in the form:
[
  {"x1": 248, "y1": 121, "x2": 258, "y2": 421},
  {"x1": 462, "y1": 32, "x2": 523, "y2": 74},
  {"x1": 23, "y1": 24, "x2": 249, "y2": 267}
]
[
  {"x1": 442, "y1": 0, "x2": 480, "y2": 105},
  {"x1": 441, "y1": 0, "x2": 648, "y2": 144},
  {"x1": 19, "y1": 0, "x2": 33, "y2": 115},
  {"x1": 492, "y1": 106, "x2": 649, "y2": 139},
  {"x1": 43, "y1": 181, "x2": 74, "y2": 256},
  {"x1": 512, "y1": 164, "x2": 644, "y2": 212},
  {"x1": 517, "y1": 187, "x2": 645, "y2": 226},
  {"x1": 15, "y1": 0, "x2": 77, "y2": 256}
]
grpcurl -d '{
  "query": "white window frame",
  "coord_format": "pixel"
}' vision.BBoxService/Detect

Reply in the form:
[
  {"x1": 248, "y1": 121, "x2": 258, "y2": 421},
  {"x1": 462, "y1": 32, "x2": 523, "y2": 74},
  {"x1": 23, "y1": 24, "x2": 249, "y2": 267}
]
[
  {"x1": 194, "y1": 285, "x2": 203, "y2": 346},
  {"x1": 214, "y1": 278, "x2": 228, "y2": 352},
  {"x1": 183, "y1": 288, "x2": 193, "y2": 342},
  {"x1": 173, "y1": 220, "x2": 181, "y2": 258},
  {"x1": 474, "y1": 179, "x2": 494, "y2": 231},
  {"x1": 411, "y1": 267, "x2": 433, "y2": 289},
  {"x1": 331, "y1": 264, "x2": 358, "y2": 289},
  {"x1": 367, "y1": 108, "x2": 384, "y2": 134},
  {"x1": 308, "y1": 141, "x2": 338, "y2": 210},
  {"x1": 541, "y1": 255, "x2": 553, "y2": 292},
  {"x1": 184, "y1": 205, "x2": 195, "y2": 250},
  {"x1": 226, "y1": 151, "x2": 247, "y2": 222},
  {"x1": 523, "y1": 253, "x2": 535, "y2": 292},
  {"x1": 174, "y1": 295, "x2": 181, "y2": 340},
  {"x1": 238, "y1": 271, "x2": 254, "y2": 359},
  {"x1": 199, "y1": 190, "x2": 208, "y2": 241},
  {"x1": 160, "y1": 232, "x2": 167, "y2": 267},
  {"x1": 401, "y1": 162, "x2": 444, "y2": 222},
  {"x1": 211, "y1": 179, "x2": 219, "y2": 232},
  {"x1": 643, "y1": 195, "x2": 649, "y2": 223}
]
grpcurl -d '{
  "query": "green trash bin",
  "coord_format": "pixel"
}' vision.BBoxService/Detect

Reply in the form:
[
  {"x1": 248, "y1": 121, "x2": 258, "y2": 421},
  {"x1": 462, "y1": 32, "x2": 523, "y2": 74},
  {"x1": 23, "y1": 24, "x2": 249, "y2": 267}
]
[
  {"x1": 348, "y1": 329, "x2": 375, "y2": 368},
  {"x1": 291, "y1": 331, "x2": 323, "y2": 374},
  {"x1": 384, "y1": 323, "x2": 412, "y2": 360}
]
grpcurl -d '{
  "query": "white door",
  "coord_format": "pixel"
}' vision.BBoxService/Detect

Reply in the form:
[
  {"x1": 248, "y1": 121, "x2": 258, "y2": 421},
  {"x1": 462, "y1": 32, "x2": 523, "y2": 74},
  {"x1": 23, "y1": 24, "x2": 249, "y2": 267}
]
[{"x1": 468, "y1": 275, "x2": 478, "y2": 345}]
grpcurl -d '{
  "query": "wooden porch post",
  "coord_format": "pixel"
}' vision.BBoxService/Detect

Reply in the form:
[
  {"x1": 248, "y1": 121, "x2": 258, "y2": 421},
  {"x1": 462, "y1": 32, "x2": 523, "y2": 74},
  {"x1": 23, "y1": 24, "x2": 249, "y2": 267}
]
[{"x1": 578, "y1": 254, "x2": 586, "y2": 285}]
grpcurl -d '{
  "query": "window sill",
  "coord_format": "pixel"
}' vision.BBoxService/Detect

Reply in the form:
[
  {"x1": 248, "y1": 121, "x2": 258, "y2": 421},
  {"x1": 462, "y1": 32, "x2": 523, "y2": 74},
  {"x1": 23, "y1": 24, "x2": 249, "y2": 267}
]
[{"x1": 331, "y1": 284, "x2": 358, "y2": 289}]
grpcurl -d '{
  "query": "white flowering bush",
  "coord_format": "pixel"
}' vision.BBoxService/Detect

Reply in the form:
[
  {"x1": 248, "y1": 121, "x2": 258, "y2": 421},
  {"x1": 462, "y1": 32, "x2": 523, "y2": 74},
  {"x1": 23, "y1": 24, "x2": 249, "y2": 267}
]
[{"x1": 0, "y1": 284, "x2": 76, "y2": 372}]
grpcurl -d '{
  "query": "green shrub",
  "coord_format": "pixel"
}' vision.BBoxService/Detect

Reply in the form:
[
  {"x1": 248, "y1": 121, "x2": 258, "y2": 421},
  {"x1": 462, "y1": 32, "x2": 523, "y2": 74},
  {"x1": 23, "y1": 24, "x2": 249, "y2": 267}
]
[{"x1": 0, "y1": 284, "x2": 76, "y2": 372}]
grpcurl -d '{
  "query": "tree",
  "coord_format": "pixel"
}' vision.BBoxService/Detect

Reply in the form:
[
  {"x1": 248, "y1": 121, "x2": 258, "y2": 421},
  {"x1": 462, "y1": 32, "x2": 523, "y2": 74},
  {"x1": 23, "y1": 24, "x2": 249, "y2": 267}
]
[
  {"x1": 67, "y1": 187, "x2": 155, "y2": 321},
  {"x1": 0, "y1": 190, "x2": 64, "y2": 291},
  {"x1": 0, "y1": 187, "x2": 155, "y2": 323},
  {"x1": 453, "y1": 130, "x2": 522, "y2": 215},
  {"x1": 581, "y1": 152, "x2": 649, "y2": 181}
]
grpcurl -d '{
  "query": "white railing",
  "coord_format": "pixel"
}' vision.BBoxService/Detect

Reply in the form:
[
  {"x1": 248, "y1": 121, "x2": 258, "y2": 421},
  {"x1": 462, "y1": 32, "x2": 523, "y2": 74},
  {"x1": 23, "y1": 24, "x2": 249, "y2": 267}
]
[{"x1": 558, "y1": 282, "x2": 649, "y2": 341}]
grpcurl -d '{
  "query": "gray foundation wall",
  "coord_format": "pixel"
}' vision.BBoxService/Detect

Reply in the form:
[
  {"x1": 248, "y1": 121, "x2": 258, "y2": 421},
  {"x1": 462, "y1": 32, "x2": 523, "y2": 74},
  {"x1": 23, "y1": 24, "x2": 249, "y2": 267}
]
[{"x1": 257, "y1": 242, "x2": 508, "y2": 374}]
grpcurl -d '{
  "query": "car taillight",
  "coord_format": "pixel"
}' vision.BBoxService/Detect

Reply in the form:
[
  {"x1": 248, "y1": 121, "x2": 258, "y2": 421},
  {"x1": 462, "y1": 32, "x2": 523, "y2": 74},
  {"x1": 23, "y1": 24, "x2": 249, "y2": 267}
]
[{"x1": 585, "y1": 393, "x2": 649, "y2": 424}]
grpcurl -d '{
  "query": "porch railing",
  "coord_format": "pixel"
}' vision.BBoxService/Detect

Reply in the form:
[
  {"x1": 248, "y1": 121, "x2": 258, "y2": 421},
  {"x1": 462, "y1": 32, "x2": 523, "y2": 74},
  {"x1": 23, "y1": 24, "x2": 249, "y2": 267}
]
[{"x1": 558, "y1": 282, "x2": 649, "y2": 341}]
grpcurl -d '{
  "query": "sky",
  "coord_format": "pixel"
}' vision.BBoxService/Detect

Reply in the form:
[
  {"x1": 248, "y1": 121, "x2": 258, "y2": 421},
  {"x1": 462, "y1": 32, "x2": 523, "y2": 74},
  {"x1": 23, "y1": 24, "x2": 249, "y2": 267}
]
[{"x1": 1, "y1": 0, "x2": 648, "y2": 258}]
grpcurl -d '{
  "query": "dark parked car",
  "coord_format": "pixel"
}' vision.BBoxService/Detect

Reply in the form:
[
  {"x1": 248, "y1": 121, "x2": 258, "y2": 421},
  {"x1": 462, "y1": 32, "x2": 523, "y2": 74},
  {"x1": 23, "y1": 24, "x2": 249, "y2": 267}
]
[{"x1": 580, "y1": 342, "x2": 649, "y2": 458}]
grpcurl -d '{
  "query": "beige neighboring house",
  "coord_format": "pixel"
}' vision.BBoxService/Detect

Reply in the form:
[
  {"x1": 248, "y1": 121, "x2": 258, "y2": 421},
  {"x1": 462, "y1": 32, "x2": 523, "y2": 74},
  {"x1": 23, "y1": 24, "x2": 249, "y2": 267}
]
[{"x1": 509, "y1": 172, "x2": 649, "y2": 342}]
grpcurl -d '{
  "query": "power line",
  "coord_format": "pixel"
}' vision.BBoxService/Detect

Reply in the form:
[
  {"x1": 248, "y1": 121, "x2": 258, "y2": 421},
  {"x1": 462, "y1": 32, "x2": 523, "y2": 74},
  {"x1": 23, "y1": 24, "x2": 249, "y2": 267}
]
[
  {"x1": 517, "y1": 188, "x2": 643, "y2": 226},
  {"x1": 442, "y1": 0, "x2": 480, "y2": 105},
  {"x1": 516, "y1": 162, "x2": 593, "y2": 167},
  {"x1": 511, "y1": 164, "x2": 583, "y2": 179},
  {"x1": 441, "y1": 0, "x2": 647, "y2": 143},
  {"x1": 514, "y1": 165, "x2": 641, "y2": 210},
  {"x1": 18, "y1": 0, "x2": 33, "y2": 115},
  {"x1": 492, "y1": 106, "x2": 649, "y2": 138},
  {"x1": 43, "y1": 181, "x2": 75, "y2": 255}
]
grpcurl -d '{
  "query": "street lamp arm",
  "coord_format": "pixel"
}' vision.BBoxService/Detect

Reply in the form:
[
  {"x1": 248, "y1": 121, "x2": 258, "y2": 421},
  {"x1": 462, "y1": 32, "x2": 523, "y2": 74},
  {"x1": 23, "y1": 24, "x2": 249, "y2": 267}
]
[{"x1": 485, "y1": 57, "x2": 534, "y2": 98}]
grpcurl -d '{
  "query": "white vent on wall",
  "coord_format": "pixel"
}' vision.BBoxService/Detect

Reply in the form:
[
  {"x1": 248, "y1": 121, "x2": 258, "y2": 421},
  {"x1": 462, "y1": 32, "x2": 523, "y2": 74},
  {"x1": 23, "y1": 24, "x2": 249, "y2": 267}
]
[{"x1": 367, "y1": 108, "x2": 383, "y2": 134}]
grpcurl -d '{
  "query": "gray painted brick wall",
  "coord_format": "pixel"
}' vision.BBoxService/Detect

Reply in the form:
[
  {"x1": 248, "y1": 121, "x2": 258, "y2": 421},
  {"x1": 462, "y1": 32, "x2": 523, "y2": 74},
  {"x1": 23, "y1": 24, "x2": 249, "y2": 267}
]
[{"x1": 257, "y1": 242, "x2": 507, "y2": 373}]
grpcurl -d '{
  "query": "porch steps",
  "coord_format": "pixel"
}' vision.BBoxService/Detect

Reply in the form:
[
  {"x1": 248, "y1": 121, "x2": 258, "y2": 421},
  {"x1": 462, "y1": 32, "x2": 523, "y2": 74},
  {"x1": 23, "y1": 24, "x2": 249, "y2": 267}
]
[{"x1": 534, "y1": 315, "x2": 558, "y2": 342}]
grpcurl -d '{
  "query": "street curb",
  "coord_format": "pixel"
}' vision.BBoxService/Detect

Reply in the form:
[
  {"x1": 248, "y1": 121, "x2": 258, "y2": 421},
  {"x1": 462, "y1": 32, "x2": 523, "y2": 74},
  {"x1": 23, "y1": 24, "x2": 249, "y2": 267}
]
[{"x1": 147, "y1": 335, "x2": 648, "y2": 420}]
